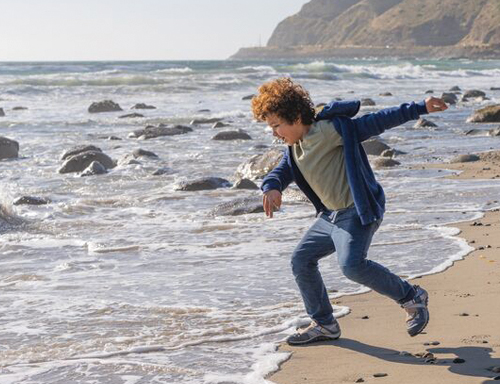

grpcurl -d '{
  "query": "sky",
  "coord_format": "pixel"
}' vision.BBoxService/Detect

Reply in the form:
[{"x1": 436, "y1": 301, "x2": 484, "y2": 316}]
[{"x1": 0, "y1": 0, "x2": 308, "y2": 61}]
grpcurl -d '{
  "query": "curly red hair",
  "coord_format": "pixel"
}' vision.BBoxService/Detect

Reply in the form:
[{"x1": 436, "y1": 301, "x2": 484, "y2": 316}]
[{"x1": 251, "y1": 78, "x2": 315, "y2": 125}]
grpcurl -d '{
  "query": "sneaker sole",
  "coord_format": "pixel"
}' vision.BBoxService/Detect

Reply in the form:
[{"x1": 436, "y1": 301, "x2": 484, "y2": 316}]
[
  {"x1": 409, "y1": 294, "x2": 429, "y2": 337},
  {"x1": 287, "y1": 331, "x2": 341, "y2": 346}
]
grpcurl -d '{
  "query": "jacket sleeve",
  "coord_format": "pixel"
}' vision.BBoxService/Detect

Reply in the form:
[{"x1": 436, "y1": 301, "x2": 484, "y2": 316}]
[
  {"x1": 260, "y1": 150, "x2": 294, "y2": 194},
  {"x1": 353, "y1": 100, "x2": 428, "y2": 142}
]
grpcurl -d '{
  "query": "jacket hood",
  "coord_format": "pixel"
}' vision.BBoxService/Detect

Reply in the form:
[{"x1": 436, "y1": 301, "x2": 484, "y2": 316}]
[{"x1": 315, "y1": 100, "x2": 361, "y2": 121}]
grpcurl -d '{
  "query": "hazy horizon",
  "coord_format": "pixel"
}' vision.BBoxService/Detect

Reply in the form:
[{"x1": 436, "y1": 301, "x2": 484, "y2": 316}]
[{"x1": 1, "y1": 0, "x2": 307, "y2": 62}]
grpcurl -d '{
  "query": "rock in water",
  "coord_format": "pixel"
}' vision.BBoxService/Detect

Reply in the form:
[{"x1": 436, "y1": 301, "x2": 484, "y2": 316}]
[
  {"x1": 129, "y1": 125, "x2": 193, "y2": 140},
  {"x1": 13, "y1": 106, "x2": 28, "y2": 110},
  {"x1": 88, "y1": 100, "x2": 123, "y2": 113},
  {"x1": 80, "y1": 161, "x2": 107, "y2": 176},
  {"x1": 451, "y1": 154, "x2": 480, "y2": 163},
  {"x1": 462, "y1": 89, "x2": 486, "y2": 101},
  {"x1": 414, "y1": 118, "x2": 437, "y2": 128},
  {"x1": 379, "y1": 92, "x2": 392, "y2": 96},
  {"x1": 61, "y1": 145, "x2": 102, "y2": 160},
  {"x1": 234, "y1": 148, "x2": 284, "y2": 180},
  {"x1": 242, "y1": 94, "x2": 255, "y2": 100},
  {"x1": 152, "y1": 167, "x2": 174, "y2": 176},
  {"x1": 174, "y1": 177, "x2": 231, "y2": 191},
  {"x1": 362, "y1": 138, "x2": 391, "y2": 156},
  {"x1": 212, "y1": 121, "x2": 229, "y2": 129},
  {"x1": 13, "y1": 196, "x2": 50, "y2": 205},
  {"x1": 441, "y1": 93, "x2": 458, "y2": 104},
  {"x1": 189, "y1": 117, "x2": 223, "y2": 125},
  {"x1": 361, "y1": 98, "x2": 376, "y2": 106},
  {"x1": 449, "y1": 86, "x2": 461, "y2": 92},
  {"x1": 233, "y1": 178, "x2": 259, "y2": 190},
  {"x1": 466, "y1": 104, "x2": 500, "y2": 123},
  {"x1": 132, "y1": 148, "x2": 158, "y2": 158},
  {"x1": 0, "y1": 108, "x2": 5, "y2": 117},
  {"x1": 119, "y1": 113, "x2": 144, "y2": 119},
  {"x1": 210, "y1": 196, "x2": 264, "y2": 216},
  {"x1": 59, "y1": 150, "x2": 115, "y2": 174},
  {"x1": 212, "y1": 130, "x2": 252, "y2": 140},
  {"x1": 131, "y1": 103, "x2": 156, "y2": 109},
  {"x1": 372, "y1": 158, "x2": 400, "y2": 168},
  {"x1": 0, "y1": 136, "x2": 19, "y2": 159}
]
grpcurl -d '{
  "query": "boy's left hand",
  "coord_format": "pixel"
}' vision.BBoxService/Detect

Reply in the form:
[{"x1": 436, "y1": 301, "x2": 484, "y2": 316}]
[{"x1": 425, "y1": 97, "x2": 448, "y2": 113}]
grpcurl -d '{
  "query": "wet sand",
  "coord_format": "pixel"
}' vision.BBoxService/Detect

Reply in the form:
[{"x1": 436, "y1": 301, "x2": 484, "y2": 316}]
[{"x1": 269, "y1": 152, "x2": 500, "y2": 384}]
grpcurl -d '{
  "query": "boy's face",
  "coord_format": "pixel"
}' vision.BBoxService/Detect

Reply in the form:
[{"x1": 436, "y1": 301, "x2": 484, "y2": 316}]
[{"x1": 265, "y1": 114, "x2": 305, "y2": 146}]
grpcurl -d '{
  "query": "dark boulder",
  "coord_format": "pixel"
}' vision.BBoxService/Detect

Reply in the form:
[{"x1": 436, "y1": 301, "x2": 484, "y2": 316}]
[
  {"x1": 61, "y1": 145, "x2": 102, "y2": 160},
  {"x1": 362, "y1": 138, "x2": 391, "y2": 156},
  {"x1": 59, "y1": 151, "x2": 115, "y2": 174},
  {"x1": 13, "y1": 196, "x2": 50, "y2": 205},
  {"x1": 212, "y1": 129, "x2": 252, "y2": 141},
  {"x1": 232, "y1": 178, "x2": 259, "y2": 190},
  {"x1": 466, "y1": 104, "x2": 500, "y2": 123},
  {"x1": 12, "y1": 106, "x2": 28, "y2": 110},
  {"x1": 212, "y1": 122, "x2": 230, "y2": 129},
  {"x1": 441, "y1": 93, "x2": 458, "y2": 104},
  {"x1": 131, "y1": 103, "x2": 156, "y2": 109},
  {"x1": 379, "y1": 92, "x2": 392, "y2": 96},
  {"x1": 129, "y1": 125, "x2": 193, "y2": 140},
  {"x1": 119, "y1": 113, "x2": 144, "y2": 119},
  {"x1": 425, "y1": 90, "x2": 434, "y2": 94},
  {"x1": 174, "y1": 177, "x2": 231, "y2": 191},
  {"x1": 80, "y1": 161, "x2": 107, "y2": 177},
  {"x1": 451, "y1": 154, "x2": 480, "y2": 163},
  {"x1": 449, "y1": 86, "x2": 461, "y2": 92},
  {"x1": 210, "y1": 196, "x2": 264, "y2": 216},
  {"x1": 88, "y1": 100, "x2": 123, "y2": 113},
  {"x1": 0, "y1": 136, "x2": 19, "y2": 159},
  {"x1": 462, "y1": 90, "x2": 486, "y2": 101},
  {"x1": 361, "y1": 98, "x2": 376, "y2": 106},
  {"x1": 132, "y1": 148, "x2": 158, "y2": 158},
  {"x1": 242, "y1": 94, "x2": 255, "y2": 101},
  {"x1": 414, "y1": 118, "x2": 437, "y2": 128},
  {"x1": 0, "y1": 108, "x2": 4, "y2": 117},
  {"x1": 372, "y1": 158, "x2": 401, "y2": 168}
]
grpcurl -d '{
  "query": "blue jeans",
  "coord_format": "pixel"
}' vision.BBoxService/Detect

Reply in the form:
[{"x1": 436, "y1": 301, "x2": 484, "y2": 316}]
[{"x1": 291, "y1": 206, "x2": 414, "y2": 325}]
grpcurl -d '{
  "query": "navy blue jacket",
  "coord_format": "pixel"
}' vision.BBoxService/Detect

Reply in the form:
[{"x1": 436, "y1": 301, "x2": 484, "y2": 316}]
[{"x1": 260, "y1": 100, "x2": 428, "y2": 225}]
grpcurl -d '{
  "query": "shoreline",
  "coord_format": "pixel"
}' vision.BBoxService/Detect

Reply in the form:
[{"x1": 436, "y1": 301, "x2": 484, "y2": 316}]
[{"x1": 268, "y1": 156, "x2": 500, "y2": 384}]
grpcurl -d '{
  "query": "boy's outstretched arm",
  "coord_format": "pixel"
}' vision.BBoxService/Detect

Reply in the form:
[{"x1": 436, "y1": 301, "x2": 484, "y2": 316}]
[
  {"x1": 261, "y1": 150, "x2": 295, "y2": 218},
  {"x1": 353, "y1": 97, "x2": 448, "y2": 142}
]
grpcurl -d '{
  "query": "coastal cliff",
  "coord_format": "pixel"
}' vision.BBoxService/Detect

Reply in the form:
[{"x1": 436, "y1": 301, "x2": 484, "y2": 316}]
[{"x1": 232, "y1": 0, "x2": 500, "y2": 59}]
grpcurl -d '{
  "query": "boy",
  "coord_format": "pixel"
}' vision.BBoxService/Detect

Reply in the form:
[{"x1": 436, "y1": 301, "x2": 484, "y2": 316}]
[{"x1": 251, "y1": 78, "x2": 448, "y2": 345}]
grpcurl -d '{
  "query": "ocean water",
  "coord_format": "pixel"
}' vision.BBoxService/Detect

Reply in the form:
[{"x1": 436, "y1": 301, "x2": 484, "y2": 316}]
[{"x1": 1, "y1": 59, "x2": 500, "y2": 384}]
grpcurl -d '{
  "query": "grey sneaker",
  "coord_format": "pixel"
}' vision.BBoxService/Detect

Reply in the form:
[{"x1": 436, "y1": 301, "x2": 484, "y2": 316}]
[
  {"x1": 401, "y1": 285, "x2": 429, "y2": 337},
  {"x1": 286, "y1": 319, "x2": 341, "y2": 345}
]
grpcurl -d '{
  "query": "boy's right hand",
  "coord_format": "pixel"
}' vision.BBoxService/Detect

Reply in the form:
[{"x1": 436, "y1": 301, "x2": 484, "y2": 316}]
[{"x1": 263, "y1": 190, "x2": 282, "y2": 218}]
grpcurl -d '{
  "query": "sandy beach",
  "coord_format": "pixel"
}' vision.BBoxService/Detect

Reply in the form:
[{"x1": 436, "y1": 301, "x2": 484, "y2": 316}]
[{"x1": 269, "y1": 152, "x2": 500, "y2": 384}]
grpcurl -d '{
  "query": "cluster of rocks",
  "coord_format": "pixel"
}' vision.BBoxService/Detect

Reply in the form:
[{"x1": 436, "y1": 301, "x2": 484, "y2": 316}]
[
  {"x1": 0, "y1": 106, "x2": 29, "y2": 117},
  {"x1": 58, "y1": 145, "x2": 115, "y2": 176},
  {"x1": 88, "y1": 100, "x2": 157, "y2": 114}
]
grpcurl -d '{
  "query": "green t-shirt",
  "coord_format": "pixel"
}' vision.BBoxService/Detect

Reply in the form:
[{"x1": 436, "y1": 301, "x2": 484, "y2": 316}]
[{"x1": 292, "y1": 120, "x2": 354, "y2": 210}]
